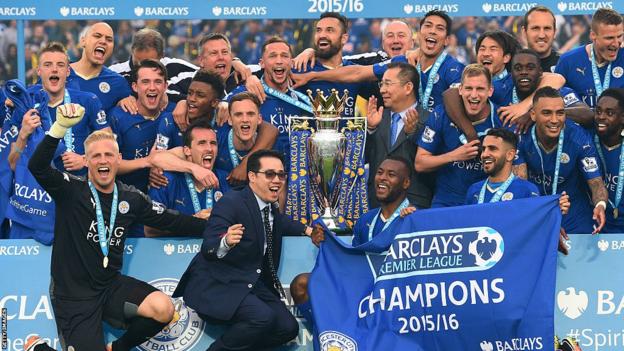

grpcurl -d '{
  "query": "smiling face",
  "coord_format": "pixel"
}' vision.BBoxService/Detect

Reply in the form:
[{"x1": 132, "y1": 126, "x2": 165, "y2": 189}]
[
  {"x1": 382, "y1": 21, "x2": 413, "y2": 58},
  {"x1": 260, "y1": 41, "x2": 291, "y2": 90},
  {"x1": 314, "y1": 17, "x2": 347, "y2": 60},
  {"x1": 229, "y1": 98, "x2": 262, "y2": 146},
  {"x1": 86, "y1": 138, "x2": 121, "y2": 193},
  {"x1": 80, "y1": 22, "x2": 114, "y2": 66},
  {"x1": 459, "y1": 74, "x2": 493, "y2": 118},
  {"x1": 591, "y1": 22, "x2": 624, "y2": 63},
  {"x1": 38, "y1": 51, "x2": 70, "y2": 96},
  {"x1": 595, "y1": 95, "x2": 624, "y2": 138},
  {"x1": 374, "y1": 159, "x2": 409, "y2": 204},
  {"x1": 511, "y1": 53, "x2": 542, "y2": 96},
  {"x1": 248, "y1": 156, "x2": 285, "y2": 203},
  {"x1": 477, "y1": 37, "x2": 510, "y2": 75},
  {"x1": 531, "y1": 96, "x2": 566, "y2": 143},
  {"x1": 183, "y1": 127, "x2": 217, "y2": 170},
  {"x1": 418, "y1": 15, "x2": 449, "y2": 59},
  {"x1": 523, "y1": 10, "x2": 556, "y2": 57},
  {"x1": 199, "y1": 38, "x2": 232, "y2": 81},
  {"x1": 481, "y1": 135, "x2": 514, "y2": 176},
  {"x1": 186, "y1": 81, "x2": 218, "y2": 120},
  {"x1": 132, "y1": 66, "x2": 167, "y2": 116}
]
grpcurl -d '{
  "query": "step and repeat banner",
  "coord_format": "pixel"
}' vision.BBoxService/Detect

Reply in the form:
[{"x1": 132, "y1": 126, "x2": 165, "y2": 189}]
[
  {"x1": 0, "y1": 234, "x2": 622, "y2": 351},
  {"x1": 0, "y1": 0, "x2": 620, "y2": 20}
]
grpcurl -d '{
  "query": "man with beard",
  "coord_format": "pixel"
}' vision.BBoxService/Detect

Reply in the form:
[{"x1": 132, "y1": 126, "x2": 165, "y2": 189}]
[
  {"x1": 556, "y1": 8, "x2": 624, "y2": 108},
  {"x1": 522, "y1": 6, "x2": 560, "y2": 73},
  {"x1": 514, "y1": 87, "x2": 607, "y2": 234},
  {"x1": 147, "y1": 119, "x2": 229, "y2": 235},
  {"x1": 415, "y1": 64, "x2": 503, "y2": 207},
  {"x1": 227, "y1": 37, "x2": 312, "y2": 168},
  {"x1": 289, "y1": 156, "x2": 415, "y2": 332},
  {"x1": 67, "y1": 22, "x2": 131, "y2": 113},
  {"x1": 592, "y1": 88, "x2": 624, "y2": 232},
  {"x1": 215, "y1": 92, "x2": 264, "y2": 175}
]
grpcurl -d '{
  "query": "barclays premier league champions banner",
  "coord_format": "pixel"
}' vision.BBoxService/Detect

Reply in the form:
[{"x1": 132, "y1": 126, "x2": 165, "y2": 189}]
[{"x1": 310, "y1": 196, "x2": 561, "y2": 351}]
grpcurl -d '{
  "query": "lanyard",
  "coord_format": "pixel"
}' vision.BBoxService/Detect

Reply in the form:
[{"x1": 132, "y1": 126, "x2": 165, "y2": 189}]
[
  {"x1": 478, "y1": 173, "x2": 515, "y2": 203},
  {"x1": 416, "y1": 51, "x2": 447, "y2": 109},
  {"x1": 368, "y1": 198, "x2": 409, "y2": 242},
  {"x1": 185, "y1": 173, "x2": 213, "y2": 213},
  {"x1": 512, "y1": 87, "x2": 519, "y2": 105},
  {"x1": 590, "y1": 44, "x2": 612, "y2": 98},
  {"x1": 260, "y1": 78, "x2": 314, "y2": 114},
  {"x1": 531, "y1": 125, "x2": 565, "y2": 195},
  {"x1": 227, "y1": 128, "x2": 241, "y2": 168},
  {"x1": 87, "y1": 180, "x2": 118, "y2": 268},
  {"x1": 458, "y1": 101, "x2": 496, "y2": 144},
  {"x1": 61, "y1": 89, "x2": 74, "y2": 151},
  {"x1": 594, "y1": 134, "x2": 624, "y2": 210}
]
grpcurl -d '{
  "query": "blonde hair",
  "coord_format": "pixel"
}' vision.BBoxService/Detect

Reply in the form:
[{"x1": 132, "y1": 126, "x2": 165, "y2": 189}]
[
  {"x1": 461, "y1": 63, "x2": 492, "y2": 87},
  {"x1": 84, "y1": 130, "x2": 119, "y2": 154}
]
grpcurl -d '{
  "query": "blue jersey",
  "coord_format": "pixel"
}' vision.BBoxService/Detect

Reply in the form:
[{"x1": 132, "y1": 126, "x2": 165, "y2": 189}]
[
  {"x1": 215, "y1": 124, "x2": 250, "y2": 174},
  {"x1": 155, "y1": 113, "x2": 183, "y2": 150},
  {"x1": 148, "y1": 170, "x2": 230, "y2": 216},
  {"x1": 465, "y1": 177, "x2": 540, "y2": 204},
  {"x1": 418, "y1": 103, "x2": 503, "y2": 207},
  {"x1": 592, "y1": 134, "x2": 624, "y2": 233},
  {"x1": 491, "y1": 71, "x2": 514, "y2": 106},
  {"x1": 109, "y1": 107, "x2": 163, "y2": 193},
  {"x1": 496, "y1": 82, "x2": 581, "y2": 108},
  {"x1": 351, "y1": 207, "x2": 407, "y2": 247},
  {"x1": 374, "y1": 54, "x2": 463, "y2": 113},
  {"x1": 67, "y1": 66, "x2": 131, "y2": 112},
  {"x1": 295, "y1": 59, "x2": 376, "y2": 118},
  {"x1": 227, "y1": 84, "x2": 311, "y2": 167},
  {"x1": 555, "y1": 46, "x2": 624, "y2": 108},
  {"x1": 516, "y1": 120, "x2": 601, "y2": 233}
]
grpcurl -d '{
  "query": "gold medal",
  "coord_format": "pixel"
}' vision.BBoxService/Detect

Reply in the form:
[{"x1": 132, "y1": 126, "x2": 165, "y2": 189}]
[
  {"x1": 103, "y1": 256, "x2": 109, "y2": 268},
  {"x1": 614, "y1": 208, "x2": 619, "y2": 219}
]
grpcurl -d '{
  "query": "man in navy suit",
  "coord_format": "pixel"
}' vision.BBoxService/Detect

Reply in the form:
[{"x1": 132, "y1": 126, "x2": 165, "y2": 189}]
[{"x1": 174, "y1": 149, "x2": 317, "y2": 350}]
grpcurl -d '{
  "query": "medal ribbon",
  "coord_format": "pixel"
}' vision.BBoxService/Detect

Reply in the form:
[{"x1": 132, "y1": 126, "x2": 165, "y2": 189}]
[
  {"x1": 227, "y1": 128, "x2": 241, "y2": 168},
  {"x1": 61, "y1": 89, "x2": 74, "y2": 152},
  {"x1": 260, "y1": 78, "x2": 314, "y2": 114},
  {"x1": 458, "y1": 101, "x2": 496, "y2": 144},
  {"x1": 478, "y1": 173, "x2": 515, "y2": 203},
  {"x1": 185, "y1": 173, "x2": 213, "y2": 213},
  {"x1": 87, "y1": 180, "x2": 117, "y2": 264},
  {"x1": 593, "y1": 134, "x2": 624, "y2": 210},
  {"x1": 368, "y1": 198, "x2": 409, "y2": 242},
  {"x1": 416, "y1": 51, "x2": 447, "y2": 110},
  {"x1": 590, "y1": 43, "x2": 612, "y2": 98},
  {"x1": 531, "y1": 125, "x2": 565, "y2": 195}
]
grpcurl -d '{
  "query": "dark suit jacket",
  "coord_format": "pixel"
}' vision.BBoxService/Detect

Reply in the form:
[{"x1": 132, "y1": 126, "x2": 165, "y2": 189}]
[
  {"x1": 365, "y1": 109, "x2": 432, "y2": 208},
  {"x1": 173, "y1": 186, "x2": 306, "y2": 321}
]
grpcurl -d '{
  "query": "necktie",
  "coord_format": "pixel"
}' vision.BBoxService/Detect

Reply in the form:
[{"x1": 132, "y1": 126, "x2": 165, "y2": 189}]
[
  {"x1": 262, "y1": 205, "x2": 286, "y2": 299},
  {"x1": 390, "y1": 112, "x2": 401, "y2": 145}
]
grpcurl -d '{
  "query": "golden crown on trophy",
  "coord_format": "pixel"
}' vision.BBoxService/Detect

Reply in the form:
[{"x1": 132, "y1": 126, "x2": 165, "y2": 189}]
[{"x1": 307, "y1": 89, "x2": 349, "y2": 118}]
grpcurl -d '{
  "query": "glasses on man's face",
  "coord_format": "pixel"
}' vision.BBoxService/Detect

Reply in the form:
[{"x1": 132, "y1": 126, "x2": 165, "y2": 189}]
[
  {"x1": 378, "y1": 80, "x2": 407, "y2": 88},
  {"x1": 256, "y1": 170, "x2": 287, "y2": 181}
]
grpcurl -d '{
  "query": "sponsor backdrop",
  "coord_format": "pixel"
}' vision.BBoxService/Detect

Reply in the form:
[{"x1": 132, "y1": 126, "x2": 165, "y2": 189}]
[
  {"x1": 1, "y1": 234, "x2": 622, "y2": 350},
  {"x1": 0, "y1": 0, "x2": 619, "y2": 19}
]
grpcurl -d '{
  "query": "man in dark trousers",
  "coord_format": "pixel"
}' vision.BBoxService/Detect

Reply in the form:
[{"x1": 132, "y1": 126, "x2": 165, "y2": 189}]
[
  {"x1": 174, "y1": 149, "x2": 318, "y2": 351},
  {"x1": 24, "y1": 104, "x2": 210, "y2": 351}
]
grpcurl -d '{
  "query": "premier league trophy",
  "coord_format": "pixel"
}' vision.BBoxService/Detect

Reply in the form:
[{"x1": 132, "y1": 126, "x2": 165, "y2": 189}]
[{"x1": 287, "y1": 89, "x2": 368, "y2": 232}]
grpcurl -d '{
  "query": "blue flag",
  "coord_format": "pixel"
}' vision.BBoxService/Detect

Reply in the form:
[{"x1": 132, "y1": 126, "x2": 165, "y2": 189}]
[{"x1": 310, "y1": 196, "x2": 560, "y2": 351}]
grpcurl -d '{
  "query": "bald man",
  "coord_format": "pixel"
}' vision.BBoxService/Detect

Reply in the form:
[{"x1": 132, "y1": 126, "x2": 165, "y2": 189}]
[{"x1": 67, "y1": 22, "x2": 131, "y2": 112}]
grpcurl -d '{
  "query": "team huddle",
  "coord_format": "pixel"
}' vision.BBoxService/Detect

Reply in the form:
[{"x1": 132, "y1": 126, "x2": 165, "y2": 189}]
[{"x1": 3, "y1": 5, "x2": 624, "y2": 351}]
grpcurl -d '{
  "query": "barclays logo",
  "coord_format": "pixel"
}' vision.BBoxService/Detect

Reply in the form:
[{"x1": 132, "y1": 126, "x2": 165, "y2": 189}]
[
  {"x1": 59, "y1": 6, "x2": 115, "y2": 17},
  {"x1": 134, "y1": 6, "x2": 189, "y2": 17},
  {"x1": 0, "y1": 245, "x2": 40, "y2": 256},
  {"x1": 402, "y1": 3, "x2": 459, "y2": 14},
  {"x1": 557, "y1": 287, "x2": 588, "y2": 319},
  {"x1": 0, "y1": 7, "x2": 36, "y2": 16},
  {"x1": 212, "y1": 6, "x2": 268, "y2": 16},
  {"x1": 556, "y1": 1, "x2": 612, "y2": 12},
  {"x1": 480, "y1": 2, "x2": 538, "y2": 13},
  {"x1": 482, "y1": 338, "x2": 544, "y2": 351}
]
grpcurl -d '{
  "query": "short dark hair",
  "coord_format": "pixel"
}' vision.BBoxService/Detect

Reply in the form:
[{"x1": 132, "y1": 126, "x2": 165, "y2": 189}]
[
  {"x1": 386, "y1": 62, "x2": 419, "y2": 99},
  {"x1": 131, "y1": 59, "x2": 168, "y2": 83},
  {"x1": 131, "y1": 28, "x2": 164, "y2": 58},
  {"x1": 183, "y1": 118, "x2": 214, "y2": 148},
  {"x1": 383, "y1": 155, "x2": 413, "y2": 179},
  {"x1": 532, "y1": 86, "x2": 562, "y2": 105},
  {"x1": 198, "y1": 33, "x2": 232, "y2": 55},
  {"x1": 512, "y1": 48, "x2": 542, "y2": 64},
  {"x1": 476, "y1": 30, "x2": 521, "y2": 57},
  {"x1": 486, "y1": 128, "x2": 518, "y2": 149},
  {"x1": 421, "y1": 10, "x2": 452, "y2": 36},
  {"x1": 38, "y1": 42, "x2": 68, "y2": 61},
  {"x1": 191, "y1": 70, "x2": 225, "y2": 100},
  {"x1": 592, "y1": 8, "x2": 623, "y2": 32},
  {"x1": 598, "y1": 88, "x2": 624, "y2": 111},
  {"x1": 228, "y1": 91, "x2": 262, "y2": 115},
  {"x1": 261, "y1": 36, "x2": 292, "y2": 56},
  {"x1": 523, "y1": 6, "x2": 556, "y2": 30},
  {"x1": 247, "y1": 149, "x2": 285, "y2": 174},
  {"x1": 319, "y1": 12, "x2": 349, "y2": 34}
]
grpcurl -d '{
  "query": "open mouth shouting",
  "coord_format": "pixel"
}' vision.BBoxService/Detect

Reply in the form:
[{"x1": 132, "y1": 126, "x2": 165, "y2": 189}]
[
  {"x1": 424, "y1": 37, "x2": 438, "y2": 51},
  {"x1": 201, "y1": 153, "x2": 214, "y2": 169},
  {"x1": 93, "y1": 46, "x2": 107, "y2": 61},
  {"x1": 214, "y1": 63, "x2": 227, "y2": 76},
  {"x1": 467, "y1": 98, "x2": 482, "y2": 110},
  {"x1": 97, "y1": 166, "x2": 111, "y2": 180},
  {"x1": 317, "y1": 38, "x2": 331, "y2": 50},
  {"x1": 388, "y1": 44, "x2": 404, "y2": 57},
  {"x1": 146, "y1": 92, "x2": 159, "y2": 106},
  {"x1": 48, "y1": 74, "x2": 61, "y2": 88},
  {"x1": 272, "y1": 66, "x2": 287, "y2": 81}
]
